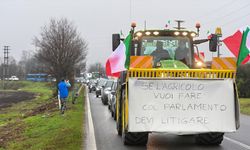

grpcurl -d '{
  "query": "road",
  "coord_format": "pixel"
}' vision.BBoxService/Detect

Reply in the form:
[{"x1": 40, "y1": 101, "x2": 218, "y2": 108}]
[{"x1": 87, "y1": 92, "x2": 250, "y2": 150}]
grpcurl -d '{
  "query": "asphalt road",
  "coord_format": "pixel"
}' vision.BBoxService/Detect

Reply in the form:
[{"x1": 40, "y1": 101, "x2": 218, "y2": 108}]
[{"x1": 88, "y1": 92, "x2": 250, "y2": 150}]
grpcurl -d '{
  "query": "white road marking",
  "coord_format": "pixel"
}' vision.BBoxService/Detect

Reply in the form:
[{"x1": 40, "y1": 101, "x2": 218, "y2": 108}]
[
  {"x1": 86, "y1": 87, "x2": 97, "y2": 150},
  {"x1": 225, "y1": 136, "x2": 250, "y2": 150}
]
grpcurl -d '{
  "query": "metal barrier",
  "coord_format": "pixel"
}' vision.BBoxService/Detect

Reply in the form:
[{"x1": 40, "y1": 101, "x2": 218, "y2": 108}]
[{"x1": 127, "y1": 68, "x2": 236, "y2": 79}]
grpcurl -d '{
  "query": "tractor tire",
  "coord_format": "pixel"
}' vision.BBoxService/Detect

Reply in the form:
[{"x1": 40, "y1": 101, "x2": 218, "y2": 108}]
[
  {"x1": 116, "y1": 113, "x2": 122, "y2": 135},
  {"x1": 122, "y1": 131, "x2": 148, "y2": 145},
  {"x1": 195, "y1": 132, "x2": 224, "y2": 145}
]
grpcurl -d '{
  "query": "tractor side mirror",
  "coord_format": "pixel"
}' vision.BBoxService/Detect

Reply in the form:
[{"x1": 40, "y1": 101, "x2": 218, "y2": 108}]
[
  {"x1": 209, "y1": 34, "x2": 218, "y2": 52},
  {"x1": 112, "y1": 34, "x2": 120, "y2": 51}
]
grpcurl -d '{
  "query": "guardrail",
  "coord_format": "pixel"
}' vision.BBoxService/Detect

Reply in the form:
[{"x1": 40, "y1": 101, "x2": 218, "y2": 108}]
[{"x1": 128, "y1": 68, "x2": 236, "y2": 79}]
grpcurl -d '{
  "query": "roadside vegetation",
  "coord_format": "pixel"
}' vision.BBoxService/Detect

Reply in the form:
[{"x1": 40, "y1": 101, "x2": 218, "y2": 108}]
[
  {"x1": 0, "y1": 81, "x2": 84, "y2": 150},
  {"x1": 240, "y1": 98, "x2": 250, "y2": 115},
  {"x1": 236, "y1": 64, "x2": 250, "y2": 115}
]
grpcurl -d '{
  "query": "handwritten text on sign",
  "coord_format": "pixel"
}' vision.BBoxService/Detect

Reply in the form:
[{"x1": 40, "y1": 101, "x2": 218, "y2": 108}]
[{"x1": 128, "y1": 78, "x2": 236, "y2": 133}]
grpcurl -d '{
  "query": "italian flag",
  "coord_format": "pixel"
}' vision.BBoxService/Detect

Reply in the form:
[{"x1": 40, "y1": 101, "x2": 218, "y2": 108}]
[
  {"x1": 223, "y1": 27, "x2": 250, "y2": 65},
  {"x1": 237, "y1": 27, "x2": 250, "y2": 66},
  {"x1": 106, "y1": 33, "x2": 132, "y2": 77}
]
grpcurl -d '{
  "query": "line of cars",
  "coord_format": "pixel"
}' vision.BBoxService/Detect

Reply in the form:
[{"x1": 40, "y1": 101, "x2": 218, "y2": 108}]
[{"x1": 88, "y1": 78, "x2": 118, "y2": 120}]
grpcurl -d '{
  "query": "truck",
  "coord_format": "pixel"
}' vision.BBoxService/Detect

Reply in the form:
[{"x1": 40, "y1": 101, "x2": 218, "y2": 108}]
[{"x1": 113, "y1": 21, "x2": 240, "y2": 145}]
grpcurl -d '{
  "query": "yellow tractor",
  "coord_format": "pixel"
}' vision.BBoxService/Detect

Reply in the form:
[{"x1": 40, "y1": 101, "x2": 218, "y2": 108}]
[{"x1": 113, "y1": 21, "x2": 239, "y2": 145}]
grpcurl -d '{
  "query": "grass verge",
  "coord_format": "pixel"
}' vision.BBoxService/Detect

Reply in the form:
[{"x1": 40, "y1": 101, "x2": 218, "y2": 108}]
[
  {"x1": 0, "y1": 81, "x2": 85, "y2": 150},
  {"x1": 240, "y1": 98, "x2": 250, "y2": 115}
]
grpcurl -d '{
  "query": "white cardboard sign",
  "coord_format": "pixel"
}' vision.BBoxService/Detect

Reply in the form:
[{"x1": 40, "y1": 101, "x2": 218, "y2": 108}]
[{"x1": 128, "y1": 78, "x2": 236, "y2": 133}]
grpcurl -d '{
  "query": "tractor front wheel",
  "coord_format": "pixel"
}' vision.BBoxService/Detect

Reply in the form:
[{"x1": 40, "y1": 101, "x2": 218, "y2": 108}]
[
  {"x1": 122, "y1": 130, "x2": 148, "y2": 145},
  {"x1": 195, "y1": 132, "x2": 224, "y2": 145}
]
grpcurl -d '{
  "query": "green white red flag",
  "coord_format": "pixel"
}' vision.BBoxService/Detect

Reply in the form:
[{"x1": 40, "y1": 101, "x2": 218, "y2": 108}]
[
  {"x1": 223, "y1": 27, "x2": 250, "y2": 65},
  {"x1": 106, "y1": 33, "x2": 132, "y2": 77},
  {"x1": 237, "y1": 27, "x2": 250, "y2": 66}
]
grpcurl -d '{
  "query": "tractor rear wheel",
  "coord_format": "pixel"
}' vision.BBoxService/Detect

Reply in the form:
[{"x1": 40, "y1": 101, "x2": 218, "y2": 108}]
[
  {"x1": 195, "y1": 132, "x2": 224, "y2": 145},
  {"x1": 122, "y1": 130, "x2": 148, "y2": 145}
]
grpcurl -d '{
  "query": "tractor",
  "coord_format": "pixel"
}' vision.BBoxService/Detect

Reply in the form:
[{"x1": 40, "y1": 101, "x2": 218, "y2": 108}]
[{"x1": 113, "y1": 21, "x2": 239, "y2": 145}]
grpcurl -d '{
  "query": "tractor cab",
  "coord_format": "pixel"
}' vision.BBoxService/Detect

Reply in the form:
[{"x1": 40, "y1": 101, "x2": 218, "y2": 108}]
[
  {"x1": 133, "y1": 30, "x2": 195, "y2": 69},
  {"x1": 112, "y1": 21, "x2": 218, "y2": 69}
]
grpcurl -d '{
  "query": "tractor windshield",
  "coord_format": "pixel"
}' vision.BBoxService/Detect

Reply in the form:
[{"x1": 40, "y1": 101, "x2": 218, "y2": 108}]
[{"x1": 140, "y1": 36, "x2": 192, "y2": 66}]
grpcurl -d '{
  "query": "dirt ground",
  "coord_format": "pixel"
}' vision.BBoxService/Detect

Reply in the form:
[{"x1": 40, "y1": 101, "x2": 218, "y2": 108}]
[
  {"x1": 0, "y1": 91, "x2": 36, "y2": 109},
  {"x1": 0, "y1": 91, "x2": 58, "y2": 148}
]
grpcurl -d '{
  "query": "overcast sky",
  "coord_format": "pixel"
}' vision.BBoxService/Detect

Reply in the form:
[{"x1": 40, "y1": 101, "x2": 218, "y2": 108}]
[{"x1": 0, "y1": 0, "x2": 249, "y2": 67}]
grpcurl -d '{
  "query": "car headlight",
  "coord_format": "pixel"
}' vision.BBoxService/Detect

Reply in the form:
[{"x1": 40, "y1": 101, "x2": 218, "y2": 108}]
[{"x1": 104, "y1": 90, "x2": 111, "y2": 94}]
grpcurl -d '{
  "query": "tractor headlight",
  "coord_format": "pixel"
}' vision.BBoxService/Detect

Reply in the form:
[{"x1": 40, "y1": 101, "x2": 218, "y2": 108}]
[
  {"x1": 145, "y1": 31, "x2": 151, "y2": 35},
  {"x1": 136, "y1": 32, "x2": 143, "y2": 37},
  {"x1": 196, "y1": 61, "x2": 203, "y2": 67},
  {"x1": 153, "y1": 31, "x2": 159, "y2": 35},
  {"x1": 190, "y1": 32, "x2": 196, "y2": 37},
  {"x1": 174, "y1": 31, "x2": 180, "y2": 36},
  {"x1": 182, "y1": 32, "x2": 188, "y2": 36}
]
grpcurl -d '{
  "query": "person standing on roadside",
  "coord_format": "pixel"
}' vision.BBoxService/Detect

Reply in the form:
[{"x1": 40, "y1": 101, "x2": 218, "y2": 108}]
[{"x1": 58, "y1": 78, "x2": 71, "y2": 114}]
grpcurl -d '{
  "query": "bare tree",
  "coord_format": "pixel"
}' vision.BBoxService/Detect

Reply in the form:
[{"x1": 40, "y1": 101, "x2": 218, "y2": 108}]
[{"x1": 33, "y1": 18, "x2": 87, "y2": 84}]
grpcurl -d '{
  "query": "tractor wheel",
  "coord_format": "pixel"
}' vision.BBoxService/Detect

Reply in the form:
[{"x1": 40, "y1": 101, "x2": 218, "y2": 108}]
[
  {"x1": 122, "y1": 130, "x2": 148, "y2": 145},
  {"x1": 195, "y1": 132, "x2": 224, "y2": 145},
  {"x1": 120, "y1": 87, "x2": 148, "y2": 145},
  {"x1": 116, "y1": 112, "x2": 122, "y2": 135}
]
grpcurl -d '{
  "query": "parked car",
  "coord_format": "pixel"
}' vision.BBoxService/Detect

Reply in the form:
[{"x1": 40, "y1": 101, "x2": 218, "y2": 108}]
[
  {"x1": 8, "y1": 76, "x2": 19, "y2": 81},
  {"x1": 95, "y1": 78, "x2": 107, "y2": 98},
  {"x1": 108, "y1": 80, "x2": 118, "y2": 119},
  {"x1": 101, "y1": 79, "x2": 114, "y2": 105},
  {"x1": 88, "y1": 79, "x2": 97, "y2": 93}
]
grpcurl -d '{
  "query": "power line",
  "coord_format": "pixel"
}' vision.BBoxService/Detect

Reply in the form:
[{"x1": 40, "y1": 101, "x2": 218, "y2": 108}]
[
  {"x1": 205, "y1": 1, "x2": 250, "y2": 24},
  {"x1": 221, "y1": 11, "x2": 250, "y2": 28},
  {"x1": 188, "y1": 0, "x2": 239, "y2": 21}
]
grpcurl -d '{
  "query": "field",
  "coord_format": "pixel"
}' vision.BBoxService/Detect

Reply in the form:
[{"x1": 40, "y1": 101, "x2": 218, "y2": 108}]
[{"x1": 0, "y1": 81, "x2": 84, "y2": 150}]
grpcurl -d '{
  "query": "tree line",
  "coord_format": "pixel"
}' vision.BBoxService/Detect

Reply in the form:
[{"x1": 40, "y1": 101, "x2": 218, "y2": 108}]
[
  {"x1": 0, "y1": 18, "x2": 87, "y2": 86},
  {"x1": 0, "y1": 51, "x2": 46, "y2": 79}
]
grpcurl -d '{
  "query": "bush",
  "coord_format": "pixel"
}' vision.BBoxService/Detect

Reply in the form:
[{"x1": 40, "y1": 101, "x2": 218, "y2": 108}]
[{"x1": 236, "y1": 64, "x2": 250, "y2": 98}]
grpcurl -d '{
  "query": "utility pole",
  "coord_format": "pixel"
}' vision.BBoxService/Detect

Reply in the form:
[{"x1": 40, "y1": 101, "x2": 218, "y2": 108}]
[{"x1": 3, "y1": 46, "x2": 10, "y2": 89}]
